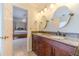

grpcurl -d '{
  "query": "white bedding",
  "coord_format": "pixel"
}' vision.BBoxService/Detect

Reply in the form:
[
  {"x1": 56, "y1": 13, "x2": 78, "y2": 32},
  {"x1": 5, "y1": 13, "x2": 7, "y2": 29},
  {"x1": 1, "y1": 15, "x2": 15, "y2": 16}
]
[{"x1": 14, "y1": 30, "x2": 27, "y2": 34}]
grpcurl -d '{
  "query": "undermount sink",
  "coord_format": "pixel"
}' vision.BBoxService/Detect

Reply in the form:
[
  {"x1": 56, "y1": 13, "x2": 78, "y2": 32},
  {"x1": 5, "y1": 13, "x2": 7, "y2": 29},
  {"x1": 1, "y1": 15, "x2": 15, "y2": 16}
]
[
  {"x1": 40, "y1": 33, "x2": 65, "y2": 40},
  {"x1": 64, "y1": 37, "x2": 79, "y2": 42},
  {"x1": 51, "y1": 36, "x2": 64, "y2": 39}
]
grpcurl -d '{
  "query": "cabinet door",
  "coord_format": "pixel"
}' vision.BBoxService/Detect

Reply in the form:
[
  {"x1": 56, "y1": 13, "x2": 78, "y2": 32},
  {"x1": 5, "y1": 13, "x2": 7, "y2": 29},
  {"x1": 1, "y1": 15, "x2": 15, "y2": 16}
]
[
  {"x1": 37, "y1": 36, "x2": 54, "y2": 56},
  {"x1": 54, "y1": 46, "x2": 70, "y2": 56},
  {"x1": 52, "y1": 40, "x2": 76, "y2": 56},
  {"x1": 38, "y1": 39, "x2": 45, "y2": 56},
  {"x1": 32, "y1": 35, "x2": 38, "y2": 55},
  {"x1": 32, "y1": 35, "x2": 44, "y2": 56},
  {"x1": 32, "y1": 36, "x2": 35, "y2": 51},
  {"x1": 50, "y1": 46, "x2": 55, "y2": 56},
  {"x1": 34, "y1": 36, "x2": 52, "y2": 56},
  {"x1": 44, "y1": 42, "x2": 51, "y2": 56}
]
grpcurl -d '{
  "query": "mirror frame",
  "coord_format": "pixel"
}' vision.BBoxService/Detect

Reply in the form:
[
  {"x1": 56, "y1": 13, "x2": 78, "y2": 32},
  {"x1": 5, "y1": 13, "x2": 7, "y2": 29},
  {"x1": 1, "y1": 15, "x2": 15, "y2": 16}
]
[{"x1": 52, "y1": 6, "x2": 72, "y2": 29}]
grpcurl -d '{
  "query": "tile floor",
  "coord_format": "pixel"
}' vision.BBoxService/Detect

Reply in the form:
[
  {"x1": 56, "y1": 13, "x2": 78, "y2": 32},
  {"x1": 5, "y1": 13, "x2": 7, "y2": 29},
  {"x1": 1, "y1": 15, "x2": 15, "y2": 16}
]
[
  {"x1": 14, "y1": 51, "x2": 36, "y2": 56},
  {"x1": 13, "y1": 38, "x2": 36, "y2": 56}
]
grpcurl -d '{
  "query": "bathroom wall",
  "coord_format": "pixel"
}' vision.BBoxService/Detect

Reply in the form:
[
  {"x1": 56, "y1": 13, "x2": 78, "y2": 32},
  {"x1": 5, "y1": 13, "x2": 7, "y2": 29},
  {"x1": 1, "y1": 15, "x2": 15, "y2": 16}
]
[{"x1": 42, "y1": 4, "x2": 79, "y2": 33}]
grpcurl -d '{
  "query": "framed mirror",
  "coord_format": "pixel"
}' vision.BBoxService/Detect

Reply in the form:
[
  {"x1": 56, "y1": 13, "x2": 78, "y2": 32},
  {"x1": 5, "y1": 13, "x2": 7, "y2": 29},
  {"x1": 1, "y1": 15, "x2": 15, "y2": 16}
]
[
  {"x1": 39, "y1": 16, "x2": 49, "y2": 31},
  {"x1": 52, "y1": 6, "x2": 73, "y2": 28}
]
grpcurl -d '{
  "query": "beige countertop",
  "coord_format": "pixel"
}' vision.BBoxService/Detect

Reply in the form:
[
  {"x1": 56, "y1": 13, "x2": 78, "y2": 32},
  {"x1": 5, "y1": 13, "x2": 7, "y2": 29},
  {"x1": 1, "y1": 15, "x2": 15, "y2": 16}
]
[{"x1": 33, "y1": 33, "x2": 79, "y2": 47}]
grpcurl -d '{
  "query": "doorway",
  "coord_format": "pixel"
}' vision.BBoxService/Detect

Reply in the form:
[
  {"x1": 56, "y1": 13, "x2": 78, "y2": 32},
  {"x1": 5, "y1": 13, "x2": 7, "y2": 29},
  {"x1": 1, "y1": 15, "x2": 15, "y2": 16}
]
[{"x1": 13, "y1": 6, "x2": 28, "y2": 56}]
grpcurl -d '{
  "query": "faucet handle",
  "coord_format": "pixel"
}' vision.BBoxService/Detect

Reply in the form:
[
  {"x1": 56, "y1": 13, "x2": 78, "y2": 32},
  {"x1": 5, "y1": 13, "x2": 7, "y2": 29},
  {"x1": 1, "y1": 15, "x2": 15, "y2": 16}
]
[{"x1": 56, "y1": 31, "x2": 59, "y2": 36}]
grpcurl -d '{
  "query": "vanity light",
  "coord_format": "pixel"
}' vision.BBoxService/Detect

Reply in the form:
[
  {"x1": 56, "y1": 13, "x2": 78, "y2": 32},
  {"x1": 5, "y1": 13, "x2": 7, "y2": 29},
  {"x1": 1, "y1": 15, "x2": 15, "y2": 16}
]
[
  {"x1": 36, "y1": 13, "x2": 42, "y2": 18},
  {"x1": 40, "y1": 11, "x2": 44, "y2": 15},
  {"x1": 44, "y1": 8, "x2": 48, "y2": 12},
  {"x1": 50, "y1": 4, "x2": 55, "y2": 8}
]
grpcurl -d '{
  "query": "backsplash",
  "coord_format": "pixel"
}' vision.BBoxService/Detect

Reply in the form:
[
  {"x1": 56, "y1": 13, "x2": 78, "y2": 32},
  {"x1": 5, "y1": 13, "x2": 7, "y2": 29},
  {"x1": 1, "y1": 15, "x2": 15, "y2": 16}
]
[{"x1": 65, "y1": 33, "x2": 79, "y2": 39}]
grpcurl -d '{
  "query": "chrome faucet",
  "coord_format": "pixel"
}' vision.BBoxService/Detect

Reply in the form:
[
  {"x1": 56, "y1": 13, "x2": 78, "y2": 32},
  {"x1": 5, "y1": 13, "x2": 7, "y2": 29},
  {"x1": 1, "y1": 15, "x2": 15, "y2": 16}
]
[
  {"x1": 57, "y1": 31, "x2": 61, "y2": 36},
  {"x1": 57, "y1": 31, "x2": 66, "y2": 37}
]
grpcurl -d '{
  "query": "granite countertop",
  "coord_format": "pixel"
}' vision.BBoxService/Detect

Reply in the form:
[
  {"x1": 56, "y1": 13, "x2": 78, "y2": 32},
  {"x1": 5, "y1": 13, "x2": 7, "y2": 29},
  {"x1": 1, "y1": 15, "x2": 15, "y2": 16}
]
[{"x1": 33, "y1": 33, "x2": 79, "y2": 47}]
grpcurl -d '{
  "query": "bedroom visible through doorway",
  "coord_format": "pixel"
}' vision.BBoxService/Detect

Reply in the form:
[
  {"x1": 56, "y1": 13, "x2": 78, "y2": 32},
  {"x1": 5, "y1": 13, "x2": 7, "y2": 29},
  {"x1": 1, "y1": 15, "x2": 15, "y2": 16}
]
[{"x1": 13, "y1": 6, "x2": 28, "y2": 56}]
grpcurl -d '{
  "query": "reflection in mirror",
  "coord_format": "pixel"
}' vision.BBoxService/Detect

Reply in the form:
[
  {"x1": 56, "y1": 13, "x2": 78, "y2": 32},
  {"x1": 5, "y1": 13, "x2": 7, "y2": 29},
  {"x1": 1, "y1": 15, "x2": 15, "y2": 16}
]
[{"x1": 52, "y1": 6, "x2": 73, "y2": 28}]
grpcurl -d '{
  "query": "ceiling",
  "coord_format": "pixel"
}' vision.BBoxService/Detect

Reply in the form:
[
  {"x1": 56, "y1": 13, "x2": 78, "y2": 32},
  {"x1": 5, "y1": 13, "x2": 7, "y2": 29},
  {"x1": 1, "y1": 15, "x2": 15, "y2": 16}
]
[
  {"x1": 13, "y1": 6, "x2": 27, "y2": 19},
  {"x1": 13, "y1": 3, "x2": 50, "y2": 19},
  {"x1": 28, "y1": 3, "x2": 50, "y2": 11},
  {"x1": 15, "y1": 3, "x2": 50, "y2": 11}
]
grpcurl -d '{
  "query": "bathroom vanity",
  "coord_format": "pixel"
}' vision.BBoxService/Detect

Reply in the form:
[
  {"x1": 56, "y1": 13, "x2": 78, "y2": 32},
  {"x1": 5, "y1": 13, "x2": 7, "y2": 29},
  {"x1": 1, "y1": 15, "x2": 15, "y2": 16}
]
[
  {"x1": 31, "y1": 5, "x2": 78, "y2": 56},
  {"x1": 32, "y1": 33, "x2": 79, "y2": 56}
]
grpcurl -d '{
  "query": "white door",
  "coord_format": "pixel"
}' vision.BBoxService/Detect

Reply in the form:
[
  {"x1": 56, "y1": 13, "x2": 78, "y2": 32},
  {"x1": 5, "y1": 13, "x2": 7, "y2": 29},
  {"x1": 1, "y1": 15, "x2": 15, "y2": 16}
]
[
  {"x1": 0, "y1": 3, "x2": 3, "y2": 56},
  {"x1": 0, "y1": 3, "x2": 13, "y2": 56}
]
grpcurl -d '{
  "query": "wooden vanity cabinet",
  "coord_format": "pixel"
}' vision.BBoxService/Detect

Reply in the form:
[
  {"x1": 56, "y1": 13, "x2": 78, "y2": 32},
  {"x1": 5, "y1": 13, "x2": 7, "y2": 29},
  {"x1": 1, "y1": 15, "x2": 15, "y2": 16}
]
[
  {"x1": 32, "y1": 35, "x2": 38, "y2": 55},
  {"x1": 32, "y1": 34, "x2": 77, "y2": 56},
  {"x1": 51, "y1": 40, "x2": 76, "y2": 56},
  {"x1": 54, "y1": 46, "x2": 70, "y2": 56},
  {"x1": 32, "y1": 35, "x2": 51, "y2": 56}
]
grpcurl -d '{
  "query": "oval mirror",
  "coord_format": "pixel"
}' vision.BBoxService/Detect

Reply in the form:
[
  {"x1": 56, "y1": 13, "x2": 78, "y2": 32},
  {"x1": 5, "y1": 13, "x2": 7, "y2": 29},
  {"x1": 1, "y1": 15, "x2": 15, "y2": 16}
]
[
  {"x1": 39, "y1": 16, "x2": 48, "y2": 31},
  {"x1": 52, "y1": 6, "x2": 72, "y2": 28}
]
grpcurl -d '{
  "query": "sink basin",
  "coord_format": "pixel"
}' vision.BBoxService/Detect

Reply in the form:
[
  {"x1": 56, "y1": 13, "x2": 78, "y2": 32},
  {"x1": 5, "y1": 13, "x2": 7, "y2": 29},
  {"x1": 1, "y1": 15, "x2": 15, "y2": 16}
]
[
  {"x1": 64, "y1": 37, "x2": 79, "y2": 42},
  {"x1": 41, "y1": 33, "x2": 65, "y2": 40}
]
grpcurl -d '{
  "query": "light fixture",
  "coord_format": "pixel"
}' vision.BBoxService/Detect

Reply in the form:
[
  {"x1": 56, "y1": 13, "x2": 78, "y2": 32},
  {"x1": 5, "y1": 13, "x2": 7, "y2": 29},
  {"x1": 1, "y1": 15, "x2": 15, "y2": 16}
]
[
  {"x1": 50, "y1": 4, "x2": 55, "y2": 8},
  {"x1": 40, "y1": 11, "x2": 44, "y2": 15},
  {"x1": 44, "y1": 8, "x2": 48, "y2": 12}
]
